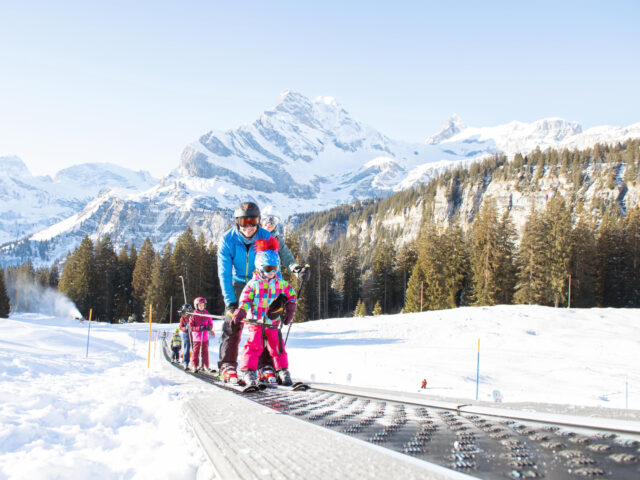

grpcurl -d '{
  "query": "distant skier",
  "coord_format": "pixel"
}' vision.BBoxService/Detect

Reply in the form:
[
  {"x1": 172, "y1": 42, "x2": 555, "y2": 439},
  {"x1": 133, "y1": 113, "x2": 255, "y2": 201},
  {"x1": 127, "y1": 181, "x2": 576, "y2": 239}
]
[
  {"x1": 232, "y1": 238, "x2": 297, "y2": 387},
  {"x1": 421, "y1": 378, "x2": 427, "y2": 389},
  {"x1": 188, "y1": 297, "x2": 213, "y2": 372},
  {"x1": 178, "y1": 304, "x2": 193, "y2": 369},
  {"x1": 170, "y1": 329, "x2": 182, "y2": 361}
]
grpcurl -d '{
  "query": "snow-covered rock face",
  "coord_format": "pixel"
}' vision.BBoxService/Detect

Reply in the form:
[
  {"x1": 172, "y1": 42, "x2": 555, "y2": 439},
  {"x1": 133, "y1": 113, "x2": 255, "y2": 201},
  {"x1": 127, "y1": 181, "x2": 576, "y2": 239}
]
[
  {"x1": 2, "y1": 91, "x2": 639, "y2": 267},
  {"x1": 426, "y1": 114, "x2": 466, "y2": 145},
  {"x1": 0, "y1": 159, "x2": 157, "y2": 245}
]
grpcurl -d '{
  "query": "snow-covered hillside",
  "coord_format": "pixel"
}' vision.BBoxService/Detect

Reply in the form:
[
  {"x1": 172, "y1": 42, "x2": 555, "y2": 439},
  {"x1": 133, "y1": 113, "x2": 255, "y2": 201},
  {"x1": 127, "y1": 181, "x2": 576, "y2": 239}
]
[{"x1": 1, "y1": 304, "x2": 638, "y2": 478}]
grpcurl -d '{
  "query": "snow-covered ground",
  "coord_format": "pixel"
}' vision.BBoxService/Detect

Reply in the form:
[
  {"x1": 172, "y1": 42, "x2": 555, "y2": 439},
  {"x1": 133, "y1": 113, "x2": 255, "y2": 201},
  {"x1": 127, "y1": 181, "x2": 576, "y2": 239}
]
[{"x1": 1, "y1": 304, "x2": 638, "y2": 479}]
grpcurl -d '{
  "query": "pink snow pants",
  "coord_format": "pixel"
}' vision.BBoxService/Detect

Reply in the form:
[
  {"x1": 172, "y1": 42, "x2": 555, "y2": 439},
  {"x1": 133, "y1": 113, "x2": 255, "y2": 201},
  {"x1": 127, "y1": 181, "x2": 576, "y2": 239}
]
[
  {"x1": 191, "y1": 340, "x2": 209, "y2": 368},
  {"x1": 239, "y1": 324, "x2": 288, "y2": 371}
]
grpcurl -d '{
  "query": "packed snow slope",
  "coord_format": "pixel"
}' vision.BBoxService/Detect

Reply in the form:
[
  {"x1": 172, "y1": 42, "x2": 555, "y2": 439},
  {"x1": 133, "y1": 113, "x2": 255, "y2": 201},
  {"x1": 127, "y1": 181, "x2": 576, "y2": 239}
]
[{"x1": 1, "y1": 305, "x2": 638, "y2": 479}]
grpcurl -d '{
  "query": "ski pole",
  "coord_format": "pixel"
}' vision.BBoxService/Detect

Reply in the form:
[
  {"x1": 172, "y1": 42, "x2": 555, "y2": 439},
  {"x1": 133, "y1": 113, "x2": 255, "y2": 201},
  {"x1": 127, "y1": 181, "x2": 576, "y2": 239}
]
[
  {"x1": 284, "y1": 277, "x2": 307, "y2": 346},
  {"x1": 179, "y1": 275, "x2": 187, "y2": 304}
]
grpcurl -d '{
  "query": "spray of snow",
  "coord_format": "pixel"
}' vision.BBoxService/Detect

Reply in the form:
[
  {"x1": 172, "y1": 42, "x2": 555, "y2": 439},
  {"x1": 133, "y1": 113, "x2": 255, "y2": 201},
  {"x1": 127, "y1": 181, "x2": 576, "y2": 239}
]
[{"x1": 6, "y1": 277, "x2": 81, "y2": 319}]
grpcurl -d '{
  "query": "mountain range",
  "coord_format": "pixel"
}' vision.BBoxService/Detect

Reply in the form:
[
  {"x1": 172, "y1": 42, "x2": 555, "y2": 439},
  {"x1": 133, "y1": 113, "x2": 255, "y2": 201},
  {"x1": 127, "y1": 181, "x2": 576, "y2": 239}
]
[{"x1": 1, "y1": 90, "x2": 639, "y2": 267}]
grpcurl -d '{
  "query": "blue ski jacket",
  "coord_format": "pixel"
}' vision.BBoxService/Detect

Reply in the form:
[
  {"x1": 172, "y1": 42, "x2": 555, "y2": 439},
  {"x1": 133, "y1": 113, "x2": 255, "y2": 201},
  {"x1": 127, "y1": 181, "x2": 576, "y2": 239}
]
[{"x1": 217, "y1": 226, "x2": 274, "y2": 306}]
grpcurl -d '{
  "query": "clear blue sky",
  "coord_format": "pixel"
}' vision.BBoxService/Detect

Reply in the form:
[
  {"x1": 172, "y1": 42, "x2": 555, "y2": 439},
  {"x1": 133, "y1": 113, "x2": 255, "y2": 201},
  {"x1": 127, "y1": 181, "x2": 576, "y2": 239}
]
[{"x1": 1, "y1": 0, "x2": 638, "y2": 178}]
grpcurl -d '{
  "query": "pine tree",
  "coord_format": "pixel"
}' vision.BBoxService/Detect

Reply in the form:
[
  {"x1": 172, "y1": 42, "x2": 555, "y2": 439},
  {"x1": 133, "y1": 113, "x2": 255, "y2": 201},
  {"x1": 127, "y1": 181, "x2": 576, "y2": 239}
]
[
  {"x1": 7, "y1": 261, "x2": 35, "y2": 311},
  {"x1": 415, "y1": 223, "x2": 447, "y2": 310},
  {"x1": 58, "y1": 236, "x2": 97, "y2": 318},
  {"x1": 171, "y1": 228, "x2": 198, "y2": 311},
  {"x1": 131, "y1": 238, "x2": 155, "y2": 322},
  {"x1": 48, "y1": 262, "x2": 59, "y2": 288},
  {"x1": 304, "y1": 245, "x2": 334, "y2": 320},
  {"x1": 569, "y1": 215, "x2": 597, "y2": 307},
  {"x1": 495, "y1": 210, "x2": 517, "y2": 304},
  {"x1": 0, "y1": 268, "x2": 10, "y2": 318},
  {"x1": 370, "y1": 239, "x2": 395, "y2": 313},
  {"x1": 624, "y1": 206, "x2": 640, "y2": 306},
  {"x1": 544, "y1": 195, "x2": 572, "y2": 307},
  {"x1": 94, "y1": 236, "x2": 118, "y2": 321},
  {"x1": 404, "y1": 262, "x2": 426, "y2": 313},
  {"x1": 514, "y1": 209, "x2": 551, "y2": 305},
  {"x1": 339, "y1": 247, "x2": 361, "y2": 315},
  {"x1": 595, "y1": 211, "x2": 627, "y2": 307},
  {"x1": 394, "y1": 242, "x2": 418, "y2": 311},
  {"x1": 283, "y1": 231, "x2": 309, "y2": 323},
  {"x1": 469, "y1": 198, "x2": 502, "y2": 305},
  {"x1": 199, "y1": 236, "x2": 223, "y2": 314},
  {"x1": 145, "y1": 243, "x2": 174, "y2": 323},
  {"x1": 114, "y1": 245, "x2": 135, "y2": 321},
  {"x1": 372, "y1": 300, "x2": 382, "y2": 315},
  {"x1": 354, "y1": 299, "x2": 367, "y2": 316},
  {"x1": 405, "y1": 222, "x2": 468, "y2": 311},
  {"x1": 441, "y1": 223, "x2": 470, "y2": 308}
]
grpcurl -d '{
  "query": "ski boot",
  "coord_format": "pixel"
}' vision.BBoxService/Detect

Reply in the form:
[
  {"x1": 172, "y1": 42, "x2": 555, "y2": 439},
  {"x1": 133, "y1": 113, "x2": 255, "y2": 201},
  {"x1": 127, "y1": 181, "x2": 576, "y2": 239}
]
[
  {"x1": 221, "y1": 365, "x2": 239, "y2": 384},
  {"x1": 277, "y1": 368, "x2": 292, "y2": 386},
  {"x1": 241, "y1": 369, "x2": 258, "y2": 388},
  {"x1": 258, "y1": 366, "x2": 278, "y2": 385}
]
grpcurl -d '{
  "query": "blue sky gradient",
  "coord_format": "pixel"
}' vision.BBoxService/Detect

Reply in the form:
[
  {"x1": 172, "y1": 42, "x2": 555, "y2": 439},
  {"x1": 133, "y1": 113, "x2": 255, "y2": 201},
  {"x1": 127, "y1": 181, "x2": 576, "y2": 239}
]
[{"x1": 1, "y1": 0, "x2": 638, "y2": 177}]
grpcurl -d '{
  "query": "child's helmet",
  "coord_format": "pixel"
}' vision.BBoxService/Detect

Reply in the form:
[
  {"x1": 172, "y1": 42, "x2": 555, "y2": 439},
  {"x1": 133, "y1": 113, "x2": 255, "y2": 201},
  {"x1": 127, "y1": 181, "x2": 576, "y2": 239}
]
[
  {"x1": 193, "y1": 297, "x2": 207, "y2": 306},
  {"x1": 175, "y1": 328, "x2": 179, "y2": 333},
  {"x1": 254, "y1": 238, "x2": 281, "y2": 274},
  {"x1": 178, "y1": 304, "x2": 193, "y2": 315}
]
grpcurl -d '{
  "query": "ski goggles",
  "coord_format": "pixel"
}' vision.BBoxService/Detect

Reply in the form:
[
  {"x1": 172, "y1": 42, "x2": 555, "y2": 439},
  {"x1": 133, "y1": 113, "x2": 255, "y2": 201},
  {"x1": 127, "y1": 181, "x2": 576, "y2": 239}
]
[
  {"x1": 237, "y1": 217, "x2": 259, "y2": 227},
  {"x1": 263, "y1": 265, "x2": 279, "y2": 273},
  {"x1": 262, "y1": 215, "x2": 280, "y2": 226}
]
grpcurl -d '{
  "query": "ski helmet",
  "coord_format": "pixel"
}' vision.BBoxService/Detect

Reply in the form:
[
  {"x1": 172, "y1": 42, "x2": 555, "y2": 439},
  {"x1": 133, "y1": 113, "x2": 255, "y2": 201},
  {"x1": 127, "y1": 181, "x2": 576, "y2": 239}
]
[
  {"x1": 178, "y1": 303, "x2": 193, "y2": 315},
  {"x1": 254, "y1": 238, "x2": 281, "y2": 274},
  {"x1": 261, "y1": 213, "x2": 281, "y2": 231},
  {"x1": 234, "y1": 202, "x2": 260, "y2": 222},
  {"x1": 193, "y1": 297, "x2": 207, "y2": 306}
]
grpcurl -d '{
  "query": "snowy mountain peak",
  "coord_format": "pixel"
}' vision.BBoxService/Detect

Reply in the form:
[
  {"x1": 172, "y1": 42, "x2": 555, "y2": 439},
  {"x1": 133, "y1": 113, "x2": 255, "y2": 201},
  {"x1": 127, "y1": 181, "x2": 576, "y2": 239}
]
[
  {"x1": 426, "y1": 114, "x2": 467, "y2": 145},
  {"x1": 316, "y1": 95, "x2": 339, "y2": 107},
  {"x1": 0, "y1": 155, "x2": 32, "y2": 178}
]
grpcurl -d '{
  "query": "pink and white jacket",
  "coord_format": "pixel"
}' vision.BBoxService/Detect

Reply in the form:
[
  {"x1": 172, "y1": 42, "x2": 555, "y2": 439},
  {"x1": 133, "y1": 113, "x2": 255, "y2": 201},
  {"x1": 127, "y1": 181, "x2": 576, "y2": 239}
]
[
  {"x1": 188, "y1": 310, "x2": 213, "y2": 342},
  {"x1": 239, "y1": 270, "x2": 296, "y2": 325}
]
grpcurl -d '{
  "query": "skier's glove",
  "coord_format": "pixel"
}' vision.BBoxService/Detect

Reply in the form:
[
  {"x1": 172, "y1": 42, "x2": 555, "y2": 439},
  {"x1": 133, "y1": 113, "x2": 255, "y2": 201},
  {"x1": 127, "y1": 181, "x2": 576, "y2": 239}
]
[
  {"x1": 232, "y1": 308, "x2": 246, "y2": 326},
  {"x1": 226, "y1": 302, "x2": 238, "y2": 318},
  {"x1": 283, "y1": 301, "x2": 297, "y2": 326},
  {"x1": 292, "y1": 264, "x2": 311, "y2": 282}
]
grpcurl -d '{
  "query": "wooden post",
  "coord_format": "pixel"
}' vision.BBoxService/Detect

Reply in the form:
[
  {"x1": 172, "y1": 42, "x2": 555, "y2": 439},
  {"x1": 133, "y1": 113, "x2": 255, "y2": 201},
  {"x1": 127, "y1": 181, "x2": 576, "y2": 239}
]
[
  {"x1": 475, "y1": 338, "x2": 480, "y2": 401},
  {"x1": 147, "y1": 305, "x2": 153, "y2": 368},
  {"x1": 85, "y1": 308, "x2": 93, "y2": 358}
]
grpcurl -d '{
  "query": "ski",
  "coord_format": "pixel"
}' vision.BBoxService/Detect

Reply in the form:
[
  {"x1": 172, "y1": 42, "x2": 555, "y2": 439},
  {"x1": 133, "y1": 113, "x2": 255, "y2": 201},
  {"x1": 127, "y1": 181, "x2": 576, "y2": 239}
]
[
  {"x1": 195, "y1": 369, "x2": 263, "y2": 393},
  {"x1": 263, "y1": 381, "x2": 310, "y2": 391},
  {"x1": 222, "y1": 383, "x2": 262, "y2": 394}
]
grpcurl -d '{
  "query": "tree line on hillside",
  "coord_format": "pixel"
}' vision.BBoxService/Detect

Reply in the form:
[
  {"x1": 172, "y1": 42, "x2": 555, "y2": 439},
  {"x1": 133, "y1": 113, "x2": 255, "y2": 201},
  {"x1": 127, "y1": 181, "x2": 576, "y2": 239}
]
[{"x1": 53, "y1": 228, "x2": 225, "y2": 322}]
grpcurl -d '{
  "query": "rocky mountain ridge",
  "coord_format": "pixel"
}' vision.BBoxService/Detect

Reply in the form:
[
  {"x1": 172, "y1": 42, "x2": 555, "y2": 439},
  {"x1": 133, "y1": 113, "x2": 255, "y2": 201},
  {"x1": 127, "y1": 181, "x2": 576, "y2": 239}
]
[{"x1": 1, "y1": 91, "x2": 639, "y2": 267}]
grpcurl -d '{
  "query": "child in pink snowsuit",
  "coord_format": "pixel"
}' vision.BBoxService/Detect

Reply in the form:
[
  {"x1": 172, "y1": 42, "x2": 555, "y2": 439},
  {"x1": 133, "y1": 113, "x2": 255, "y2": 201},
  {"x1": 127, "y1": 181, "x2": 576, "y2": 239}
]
[
  {"x1": 233, "y1": 238, "x2": 296, "y2": 386},
  {"x1": 188, "y1": 296, "x2": 214, "y2": 371}
]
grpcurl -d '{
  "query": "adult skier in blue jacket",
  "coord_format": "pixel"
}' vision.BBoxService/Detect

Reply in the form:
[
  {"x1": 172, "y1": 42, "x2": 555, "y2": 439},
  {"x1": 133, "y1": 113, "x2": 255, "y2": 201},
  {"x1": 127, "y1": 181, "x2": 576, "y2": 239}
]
[
  {"x1": 216, "y1": 202, "x2": 274, "y2": 382},
  {"x1": 217, "y1": 201, "x2": 311, "y2": 384}
]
